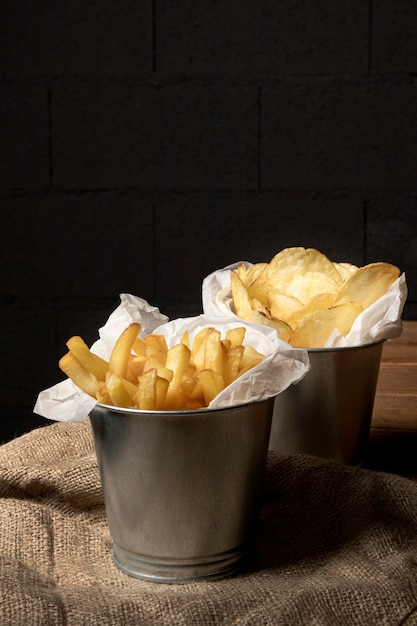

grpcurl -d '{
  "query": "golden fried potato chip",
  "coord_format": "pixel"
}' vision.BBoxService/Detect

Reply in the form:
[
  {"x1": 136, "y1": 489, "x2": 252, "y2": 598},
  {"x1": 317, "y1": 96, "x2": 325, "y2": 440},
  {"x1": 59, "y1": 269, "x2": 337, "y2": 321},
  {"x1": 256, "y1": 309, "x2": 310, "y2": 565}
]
[
  {"x1": 244, "y1": 262, "x2": 268, "y2": 288},
  {"x1": 230, "y1": 270, "x2": 254, "y2": 320},
  {"x1": 287, "y1": 292, "x2": 335, "y2": 328},
  {"x1": 333, "y1": 262, "x2": 400, "y2": 310},
  {"x1": 290, "y1": 302, "x2": 363, "y2": 348},
  {"x1": 245, "y1": 274, "x2": 270, "y2": 306},
  {"x1": 266, "y1": 247, "x2": 343, "y2": 291},
  {"x1": 278, "y1": 270, "x2": 340, "y2": 304},
  {"x1": 333, "y1": 261, "x2": 358, "y2": 282},
  {"x1": 249, "y1": 309, "x2": 293, "y2": 343},
  {"x1": 237, "y1": 263, "x2": 248, "y2": 283},
  {"x1": 267, "y1": 289, "x2": 304, "y2": 325}
]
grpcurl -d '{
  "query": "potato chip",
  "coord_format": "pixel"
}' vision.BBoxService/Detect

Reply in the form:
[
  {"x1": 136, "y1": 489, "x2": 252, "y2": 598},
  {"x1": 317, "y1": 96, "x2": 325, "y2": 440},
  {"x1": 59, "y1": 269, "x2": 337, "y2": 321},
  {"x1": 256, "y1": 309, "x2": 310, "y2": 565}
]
[
  {"x1": 290, "y1": 302, "x2": 363, "y2": 348},
  {"x1": 333, "y1": 262, "x2": 400, "y2": 310},
  {"x1": 277, "y1": 270, "x2": 340, "y2": 304},
  {"x1": 287, "y1": 292, "x2": 335, "y2": 328},
  {"x1": 333, "y1": 261, "x2": 358, "y2": 282},
  {"x1": 230, "y1": 270, "x2": 254, "y2": 320},
  {"x1": 244, "y1": 262, "x2": 268, "y2": 288},
  {"x1": 266, "y1": 247, "x2": 343, "y2": 291},
  {"x1": 246, "y1": 284, "x2": 270, "y2": 308},
  {"x1": 237, "y1": 263, "x2": 248, "y2": 283},
  {"x1": 267, "y1": 289, "x2": 304, "y2": 325},
  {"x1": 249, "y1": 309, "x2": 293, "y2": 342}
]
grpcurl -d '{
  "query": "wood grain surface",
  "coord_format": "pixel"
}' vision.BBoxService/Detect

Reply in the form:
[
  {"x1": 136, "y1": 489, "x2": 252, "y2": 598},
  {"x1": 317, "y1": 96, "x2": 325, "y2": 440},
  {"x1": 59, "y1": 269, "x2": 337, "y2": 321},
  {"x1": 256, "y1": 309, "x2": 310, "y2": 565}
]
[{"x1": 365, "y1": 321, "x2": 417, "y2": 478}]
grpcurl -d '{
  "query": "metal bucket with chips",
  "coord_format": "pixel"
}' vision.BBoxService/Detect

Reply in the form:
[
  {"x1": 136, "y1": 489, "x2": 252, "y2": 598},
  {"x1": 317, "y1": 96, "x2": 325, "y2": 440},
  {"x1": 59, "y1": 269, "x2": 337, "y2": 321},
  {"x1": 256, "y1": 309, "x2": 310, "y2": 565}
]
[
  {"x1": 269, "y1": 339, "x2": 384, "y2": 464},
  {"x1": 202, "y1": 246, "x2": 407, "y2": 465}
]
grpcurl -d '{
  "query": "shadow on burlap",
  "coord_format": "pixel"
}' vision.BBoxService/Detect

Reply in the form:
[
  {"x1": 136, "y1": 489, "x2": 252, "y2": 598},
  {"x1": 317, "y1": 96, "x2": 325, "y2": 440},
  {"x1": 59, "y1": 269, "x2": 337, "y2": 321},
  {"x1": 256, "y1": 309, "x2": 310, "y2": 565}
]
[{"x1": 1, "y1": 421, "x2": 417, "y2": 626}]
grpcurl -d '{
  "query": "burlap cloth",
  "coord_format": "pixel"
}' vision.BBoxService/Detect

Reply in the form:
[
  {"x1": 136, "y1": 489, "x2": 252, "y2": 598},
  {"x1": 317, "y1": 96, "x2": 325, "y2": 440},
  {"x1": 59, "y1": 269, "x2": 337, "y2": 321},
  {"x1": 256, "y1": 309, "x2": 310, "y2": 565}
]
[{"x1": 1, "y1": 422, "x2": 417, "y2": 626}]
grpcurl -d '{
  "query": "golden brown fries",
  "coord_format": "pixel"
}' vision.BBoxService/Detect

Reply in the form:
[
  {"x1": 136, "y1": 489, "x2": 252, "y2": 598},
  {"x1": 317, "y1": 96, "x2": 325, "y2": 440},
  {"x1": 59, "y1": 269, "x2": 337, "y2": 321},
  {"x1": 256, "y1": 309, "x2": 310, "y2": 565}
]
[
  {"x1": 59, "y1": 324, "x2": 266, "y2": 411},
  {"x1": 231, "y1": 247, "x2": 400, "y2": 348}
]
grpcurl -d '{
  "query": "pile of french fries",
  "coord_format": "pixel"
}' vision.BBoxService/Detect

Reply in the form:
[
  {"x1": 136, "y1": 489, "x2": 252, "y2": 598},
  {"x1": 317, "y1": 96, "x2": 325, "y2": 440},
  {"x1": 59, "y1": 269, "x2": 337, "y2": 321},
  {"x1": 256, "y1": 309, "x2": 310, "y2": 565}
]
[{"x1": 59, "y1": 323, "x2": 266, "y2": 411}]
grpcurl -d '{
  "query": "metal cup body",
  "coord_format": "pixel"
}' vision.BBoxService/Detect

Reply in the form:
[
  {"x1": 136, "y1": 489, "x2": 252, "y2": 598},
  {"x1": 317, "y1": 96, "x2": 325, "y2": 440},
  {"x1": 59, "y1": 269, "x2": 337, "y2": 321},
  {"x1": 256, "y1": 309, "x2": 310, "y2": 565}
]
[
  {"x1": 90, "y1": 398, "x2": 274, "y2": 583},
  {"x1": 269, "y1": 340, "x2": 384, "y2": 464}
]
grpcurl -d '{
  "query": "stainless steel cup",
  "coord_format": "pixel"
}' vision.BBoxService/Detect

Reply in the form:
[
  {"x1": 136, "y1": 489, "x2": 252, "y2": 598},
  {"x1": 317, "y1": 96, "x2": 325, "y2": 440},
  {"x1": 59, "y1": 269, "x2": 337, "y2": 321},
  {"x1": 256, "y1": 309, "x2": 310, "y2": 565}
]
[
  {"x1": 269, "y1": 340, "x2": 384, "y2": 464},
  {"x1": 89, "y1": 398, "x2": 274, "y2": 583}
]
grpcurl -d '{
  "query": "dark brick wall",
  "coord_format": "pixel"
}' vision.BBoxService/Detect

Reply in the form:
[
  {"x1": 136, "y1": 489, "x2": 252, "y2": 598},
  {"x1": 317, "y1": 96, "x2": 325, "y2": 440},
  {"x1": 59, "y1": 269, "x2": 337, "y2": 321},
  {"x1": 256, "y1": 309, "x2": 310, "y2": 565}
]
[{"x1": 1, "y1": 1, "x2": 416, "y2": 443}]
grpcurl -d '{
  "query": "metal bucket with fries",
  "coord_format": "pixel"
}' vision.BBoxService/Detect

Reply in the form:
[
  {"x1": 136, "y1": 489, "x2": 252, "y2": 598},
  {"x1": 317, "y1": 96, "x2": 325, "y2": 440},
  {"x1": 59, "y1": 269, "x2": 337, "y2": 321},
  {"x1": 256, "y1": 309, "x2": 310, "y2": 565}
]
[
  {"x1": 37, "y1": 308, "x2": 308, "y2": 582},
  {"x1": 90, "y1": 397, "x2": 274, "y2": 583}
]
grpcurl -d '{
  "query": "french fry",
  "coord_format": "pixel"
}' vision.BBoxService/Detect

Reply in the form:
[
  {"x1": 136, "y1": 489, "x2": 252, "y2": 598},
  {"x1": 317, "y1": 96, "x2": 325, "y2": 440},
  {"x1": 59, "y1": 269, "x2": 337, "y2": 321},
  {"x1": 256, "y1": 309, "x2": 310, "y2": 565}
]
[
  {"x1": 126, "y1": 354, "x2": 146, "y2": 382},
  {"x1": 144, "y1": 334, "x2": 168, "y2": 365},
  {"x1": 190, "y1": 327, "x2": 210, "y2": 370},
  {"x1": 133, "y1": 336, "x2": 147, "y2": 357},
  {"x1": 155, "y1": 367, "x2": 174, "y2": 383},
  {"x1": 143, "y1": 354, "x2": 167, "y2": 373},
  {"x1": 66, "y1": 336, "x2": 108, "y2": 381},
  {"x1": 239, "y1": 345, "x2": 265, "y2": 374},
  {"x1": 109, "y1": 323, "x2": 140, "y2": 377},
  {"x1": 59, "y1": 352, "x2": 101, "y2": 397},
  {"x1": 203, "y1": 328, "x2": 223, "y2": 377},
  {"x1": 181, "y1": 331, "x2": 190, "y2": 348},
  {"x1": 223, "y1": 344, "x2": 244, "y2": 386},
  {"x1": 225, "y1": 326, "x2": 246, "y2": 347},
  {"x1": 96, "y1": 385, "x2": 112, "y2": 406},
  {"x1": 144, "y1": 333, "x2": 168, "y2": 353},
  {"x1": 165, "y1": 343, "x2": 191, "y2": 388},
  {"x1": 180, "y1": 374, "x2": 204, "y2": 401},
  {"x1": 155, "y1": 375, "x2": 170, "y2": 410},
  {"x1": 135, "y1": 368, "x2": 158, "y2": 410},
  {"x1": 198, "y1": 369, "x2": 225, "y2": 405},
  {"x1": 105, "y1": 371, "x2": 137, "y2": 408}
]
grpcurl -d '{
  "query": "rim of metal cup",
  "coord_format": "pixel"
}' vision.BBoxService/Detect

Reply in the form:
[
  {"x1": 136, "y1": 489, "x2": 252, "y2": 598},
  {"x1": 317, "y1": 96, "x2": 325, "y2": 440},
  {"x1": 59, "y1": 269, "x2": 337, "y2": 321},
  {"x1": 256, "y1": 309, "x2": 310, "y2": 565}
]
[
  {"x1": 293, "y1": 338, "x2": 386, "y2": 354},
  {"x1": 93, "y1": 398, "x2": 270, "y2": 416}
]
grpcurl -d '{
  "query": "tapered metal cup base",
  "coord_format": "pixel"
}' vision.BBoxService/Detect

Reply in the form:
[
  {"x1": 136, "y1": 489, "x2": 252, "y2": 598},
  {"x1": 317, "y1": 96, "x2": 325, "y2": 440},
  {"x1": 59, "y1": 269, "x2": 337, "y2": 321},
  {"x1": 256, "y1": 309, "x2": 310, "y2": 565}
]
[{"x1": 113, "y1": 544, "x2": 248, "y2": 583}]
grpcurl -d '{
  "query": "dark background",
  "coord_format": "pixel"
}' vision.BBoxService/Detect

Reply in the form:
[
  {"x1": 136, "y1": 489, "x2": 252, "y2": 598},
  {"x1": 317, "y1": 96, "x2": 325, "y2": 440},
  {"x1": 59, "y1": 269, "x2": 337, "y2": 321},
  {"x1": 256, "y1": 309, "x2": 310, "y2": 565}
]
[{"x1": 1, "y1": 1, "x2": 416, "y2": 443}]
